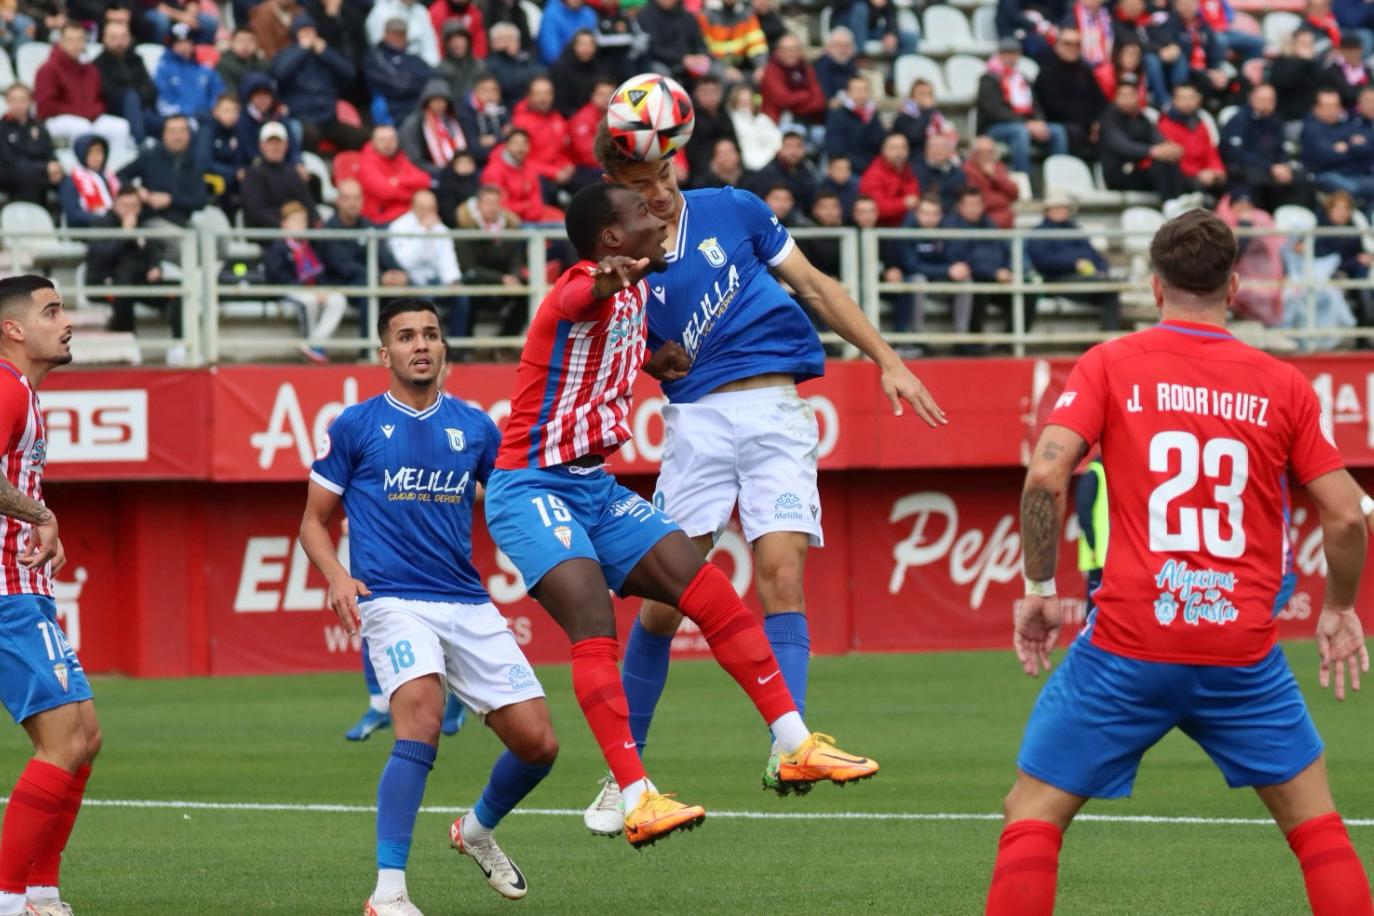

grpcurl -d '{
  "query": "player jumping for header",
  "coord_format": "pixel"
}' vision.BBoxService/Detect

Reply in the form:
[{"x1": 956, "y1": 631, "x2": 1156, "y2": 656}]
[
  {"x1": 301, "y1": 299, "x2": 558, "y2": 916},
  {"x1": 0, "y1": 276, "x2": 95, "y2": 916},
  {"x1": 986, "y1": 210, "x2": 1373, "y2": 915},
  {"x1": 584, "y1": 125, "x2": 945, "y2": 832},
  {"x1": 486, "y1": 183, "x2": 878, "y2": 849}
]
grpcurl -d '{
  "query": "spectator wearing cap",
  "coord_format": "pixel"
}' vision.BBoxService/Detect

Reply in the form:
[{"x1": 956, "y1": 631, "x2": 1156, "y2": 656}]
[
  {"x1": 825, "y1": 74, "x2": 885, "y2": 175},
  {"x1": 368, "y1": 0, "x2": 441, "y2": 66},
  {"x1": 265, "y1": 200, "x2": 349, "y2": 363},
  {"x1": 1301, "y1": 87, "x2": 1374, "y2": 212},
  {"x1": 1326, "y1": 33, "x2": 1373, "y2": 108},
  {"x1": 537, "y1": 0, "x2": 597, "y2": 65},
  {"x1": 759, "y1": 33, "x2": 826, "y2": 129},
  {"x1": 95, "y1": 18, "x2": 160, "y2": 145},
  {"x1": 858, "y1": 132, "x2": 919, "y2": 227},
  {"x1": 962, "y1": 135, "x2": 1019, "y2": 228},
  {"x1": 698, "y1": 0, "x2": 769, "y2": 85},
  {"x1": 1222, "y1": 83, "x2": 1310, "y2": 212},
  {"x1": 834, "y1": 0, "x2": 917, "y2": 57},
  {"x1": 1146, "y1": 0, "x2": 1225, "y2": 97},
  {"x1": 154, "y1": 22, "x2": 225, "y2": 126},
  {"x1": 0, "y1": 84, "x2": 62, "y2": 208},
  {"x1": 358, "y1": 124, "x2": 433, "y2": 223},
  {"x1": 683, "y1": 77, "x2": 737, "y2": 180},
  {"x1": 549, "y1": 29, "x2": 602, "y2": 118},
  {"x1": 637, "y1": 0, "x2": 713, "y2": 84},
  {"x1": 117, "y1": 114, "x2": 207, "y2": 239},
  {"x1": 750, "y1": 126, "x2": 820, "y2": 212},
  {"x1": 976, "y1": 38, "x2": 1067, "y2": 174},
  {"x1": 272, "y1": 14, "x2": 369, "y2": 152},
  {"x1": 217, "y1": 28, "x2": 269, "y2": 97},
  {"x1": 241, "y1": 120, "x2": 317, "y2": 227},
  {"x1": 1035, "y1": 28, "x2": 1107, "y2": 162},
  {"x1": 1025, "y1": 193, "x2": 1120, "y2": 330},
  {"x1": 569, "y1": 78, "x2": 615, "y2": 170},
  {"x1": 436, "y1": 22, "x2": 487, "y2": 100},
  {"x1": 251, "y1": 0, "x2": 303, "y2": 59},
  {"x1": 727, "y1": 82, "x2": 781, "y2": 172},
  {"x1": 814, "y1": 27, "x2": 857, "y2": 101},
  {"x1": 144, "y1": 0, "x2": 219, "y2": 44},
  {"x1": 1273, "y1": 30, "x2": 1326, "y2": 124},
  {"x1": 487, "y1": 22, "x2": 543, "y2": 106},
  {"x1": 1158, "y1": 81, "x2": 1227, "y2": 197},
  {"x1": 513, "y1": 75, "x2": 578, "y2": 196},
  {"x1": 912, "y1": 134, "x2": 964, "y2": 212},
  {"x1": 481, "y1": 128, "x2": 564, "y2": 223},
  {"x1": 35, "y1": 22, "x2": 133, "y2": 151},
  {"x1": 236, "y1": 73, "x2": 300, "y2": 169},
  {"x1": 1099, "y1": 74, "x2": 1187, "y2": 202},
  {"x1": 59, "y1": 135, "x2": 119, "y2": 228},
  {"x1": 461, "y1": 75, "x2": 510, "y2": 166},
  {"x1": 400, "y1": 79, "x2": 477, "y2": 176},
  {"x1": 430, "y1": 0, "x2": 487, "y2": 57},
  {"x1": 892, "y1": 78, "x2": 958, "y2": 165},
  {"x1": 366, "y1": 16, "x2": 435, "y2": 126}
]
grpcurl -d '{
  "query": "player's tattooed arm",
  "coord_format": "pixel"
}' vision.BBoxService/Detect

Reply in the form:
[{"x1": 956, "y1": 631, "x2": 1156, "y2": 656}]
[
  {"x1": 0, "y1": 477, "x2": 53, "y2": 526},
  {"x1": 1019, "y1": 426, "x2": 1088, "y2": 580}
]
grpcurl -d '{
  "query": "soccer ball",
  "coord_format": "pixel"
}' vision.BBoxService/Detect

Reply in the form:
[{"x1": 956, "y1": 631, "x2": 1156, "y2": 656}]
[{"x1": 605, "y1": 73, "x2": 695, "y2": 162}]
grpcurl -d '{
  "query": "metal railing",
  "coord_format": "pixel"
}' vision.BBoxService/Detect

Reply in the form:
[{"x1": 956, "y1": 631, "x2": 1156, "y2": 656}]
[{"x1": 4, "y1": 220, "x2": 1371, "y2": 365}]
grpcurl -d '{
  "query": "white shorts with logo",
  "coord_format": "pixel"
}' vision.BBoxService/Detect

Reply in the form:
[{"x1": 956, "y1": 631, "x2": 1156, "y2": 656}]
[
  {"x1": 655, "y1": 384, "x2": 823, "y2": 546},
  {"x1": 360, "y1": 596, "x2": 544, "y2": 716}
]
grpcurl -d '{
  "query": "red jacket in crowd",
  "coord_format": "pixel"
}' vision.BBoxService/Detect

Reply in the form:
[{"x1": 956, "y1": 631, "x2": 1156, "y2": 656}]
[
  {"x1": 429, "y1": 0, "x2": 489, "y2": 58},
  {"x1": 962, "y1": 158, "x2": 1019, "y2": 229},
  {"x1": 859, "y1": 156, "x2": 920, "y2": 227},
  {"x1": 1157, "y1": 110, "x2": 1224, "y2": 179},
  {"x1": 568, "y1": 102, "x2": 602, "y2": 169},
  {"x1": 358, "y1": 141, "x2": 433, "y2": 225},
  {"x1": 759, "y1": 58, "x2": 826, "y2": 123},
  {"x1": 481, "y1": 144, "x2": 563, "y2": 223},
  {"x1": 511, "y1": 99, "x2": 573, "y2": 180},
  {"x1": 34, "y1": 47, "x2": 105, "y2": 121}
]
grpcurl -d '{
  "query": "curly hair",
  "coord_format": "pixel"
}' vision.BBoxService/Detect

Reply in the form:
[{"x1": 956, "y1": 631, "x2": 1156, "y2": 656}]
[{"x1": 593, "y1": 121, "x2": 639, "y2": 177}]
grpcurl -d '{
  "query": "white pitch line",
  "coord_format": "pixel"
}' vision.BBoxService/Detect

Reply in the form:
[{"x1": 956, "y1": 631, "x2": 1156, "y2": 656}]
[{"x1": 12, "y1": 798, "x2": 1374, "y2": 827}]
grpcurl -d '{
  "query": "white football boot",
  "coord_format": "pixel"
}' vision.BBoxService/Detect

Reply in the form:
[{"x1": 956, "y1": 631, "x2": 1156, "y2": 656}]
[
  {"x1": 363, "y1": 893, "x2": 423, "y2": 916},
  {"x1": 450, "y1": 814, "x2": 528, "y2": 900},
  {"x1": 583, "y1": 771, "x2": 624, "y2": 837},
  {"x1": 26, "y1": 901, "x2": 74, "y2": 916}
]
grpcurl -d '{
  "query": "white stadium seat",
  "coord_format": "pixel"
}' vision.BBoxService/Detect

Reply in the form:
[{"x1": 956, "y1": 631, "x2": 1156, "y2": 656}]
[
  {"x1": 942, "y1": 54, "x2": 985, "y2": 107},
  {"x1": 1274, "y1": 204, "x2": 1317, "y2": 235},
  {"x1": 301, "y1": 151, "x2": 337, "y2": 204},
  {"x1": 1262, "y1": 11, "x2": 1302, "y2": 48},
  {"x1": 971, "y1": 6, "x2": 998, "y2": 45},
  {"x1": 15, "y1": 42, "x2": 49, "y2": 89},
  {"x1": 1016, "y1": 55, "x2": 1039, "y2": 82},
  {"x1": 1043, "y1": 154, "x2": 1119, "y2": 207},
  {"x1": 1, "y1": 201, "x2": 86, "y2": 266},
  {"x1": 1122, "y1": 206, "x2": 1165, "y2": 255},
  {"x1": 191, "y1": 205, "x2": 262, "y2": 262},
  {"x1": 0, "y1": 48, "x2": 14, "y2": 90},
  {"x1": 894, "y1": 54, "x2": 948, "y2": 101},
  {"x1": 920, "y1": 6, "x2": 993, "y2": 56},
  {"x1": 135, "y1": 43, "x2": 165, "y2": 76}
]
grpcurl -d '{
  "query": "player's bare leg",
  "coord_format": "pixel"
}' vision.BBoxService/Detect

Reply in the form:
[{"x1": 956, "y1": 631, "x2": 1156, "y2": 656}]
[
  {"x1": 450, "y1": 699, "x2": 557, "y2": 899},
  {"x1": 622, "y1": 531, "x2": 877, "y2": 795},
  {"x1": 985, "y1": 770, "x2": 1087, "y2": 916},
  {"x1": 1255, "y1": 756, "x2": 1374, "y2": 915},
  {"x1": 531, "y1": 558, "x2": 705, "y2": 848}
]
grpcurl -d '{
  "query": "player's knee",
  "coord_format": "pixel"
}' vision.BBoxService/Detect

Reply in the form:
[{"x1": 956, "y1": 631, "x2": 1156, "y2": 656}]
[
  {"x1": 638, "y1": 601, "x2": 682, "y2": 637},
  {"x1": 83, "y1": 725, "x2": 103, "y2": 765},
  {"x1": 756, "y1": 552, "x2": 805, "y2": 602},
  {"x1": 516, "y1": 730, "x2": 559, "y2": 767}
]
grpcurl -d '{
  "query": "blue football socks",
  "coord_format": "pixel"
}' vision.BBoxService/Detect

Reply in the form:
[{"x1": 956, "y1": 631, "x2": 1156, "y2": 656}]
[
  {"x1": 376, "y1": 740, "x2": 436, "y2": 870},
  {"x1": 620, "y1": 619, "x2": 674, "y2": 754},
  {"x1": 472, "y1": 751, "x2": 553, "y2": 830},
  {"x1": 764, "y1": 612, "x2": 810, "y2": 720}
]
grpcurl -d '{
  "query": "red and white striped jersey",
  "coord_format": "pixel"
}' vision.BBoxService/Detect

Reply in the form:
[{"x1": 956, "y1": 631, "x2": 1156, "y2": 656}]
[
  {"x1": 497, "y1": 261, "x2": 648, "y2": 469},
  {"x1": 0, "y1": 360, "x2": 50, "y2": 597}
]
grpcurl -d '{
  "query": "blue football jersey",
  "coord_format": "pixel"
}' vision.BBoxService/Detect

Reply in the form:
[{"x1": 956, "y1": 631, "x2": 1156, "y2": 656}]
[
  {"x1": 310, "y1": 391, "x2": 497, "y2": 603},
  {"x1": 647, "y1": 187, "x2": 826, "y2": 403}
]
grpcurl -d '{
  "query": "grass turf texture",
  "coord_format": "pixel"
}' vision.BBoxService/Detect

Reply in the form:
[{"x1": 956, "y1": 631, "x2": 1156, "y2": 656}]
[{"x1": 1, "y1": 644, "x2": 1370, "y2": 914}]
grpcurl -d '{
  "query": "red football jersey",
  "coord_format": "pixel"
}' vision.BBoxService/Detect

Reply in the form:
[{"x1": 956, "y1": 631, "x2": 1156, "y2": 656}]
[
  {"x1": 0, "y1": 360, "x2": 50, "y2": 597},
  {"x1": 1048, "y1": 320, "x2": 1344, "y2": 666}
]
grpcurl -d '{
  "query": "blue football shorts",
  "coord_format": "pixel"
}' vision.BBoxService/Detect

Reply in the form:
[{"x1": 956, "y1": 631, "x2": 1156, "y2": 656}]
[
  {"x1": 485, "y1": 465, "x2": 681, "y2": 595},
  {"x1": 1017, "y1": 635, "x2": 1323, "y2": 798},
  {"x1": 0, "y1": 595, "x2": 93, "y2": 723}
]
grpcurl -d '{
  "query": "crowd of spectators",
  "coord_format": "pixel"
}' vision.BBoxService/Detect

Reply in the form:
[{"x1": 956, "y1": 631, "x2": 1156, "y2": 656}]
[{"x1": 1, "y1": 0, "x2": 1374, "y2": 354}]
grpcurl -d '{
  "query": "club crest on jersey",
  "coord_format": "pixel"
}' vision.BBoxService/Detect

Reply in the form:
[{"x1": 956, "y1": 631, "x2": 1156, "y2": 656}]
[
  {"x1": 553, "y1": 525, "x2": 572, "y2": 548},
  {"x1": 52, "y1": 663, "x2": 68, "y2": 692},
  {"x1": 28, "y1": 438, "x2": 45, "y2": 468},
  {"x1": 446, "y1": 428, "x2": 465, "y2": 452},
  {"x1": 697, "y1": 236, "x2": 727, "y2": 268}
]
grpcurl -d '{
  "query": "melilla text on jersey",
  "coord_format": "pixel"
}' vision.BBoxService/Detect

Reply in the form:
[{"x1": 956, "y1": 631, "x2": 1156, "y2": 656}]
[
  {"x1": 1126, "y1": 383, "x2": 1270, "y2": 428},
  {"x1": 680, "y1": 263, "x2": 741, "y2": 361},
  {"x1": 383, "y1": 466, "x2": 472, "y2": 504}
]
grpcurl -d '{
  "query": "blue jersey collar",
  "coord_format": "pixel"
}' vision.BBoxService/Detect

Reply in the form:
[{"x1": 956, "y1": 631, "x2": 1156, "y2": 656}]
[
  {"x1": 1156, "y1": 319, "x2": 1235, "y2": 340},
  {"x1": 384, "y1": 391, "x2": 443, "y2": 419},
  {"x1": 663, "y1": 195, "x2": 689, "y2": 263}
]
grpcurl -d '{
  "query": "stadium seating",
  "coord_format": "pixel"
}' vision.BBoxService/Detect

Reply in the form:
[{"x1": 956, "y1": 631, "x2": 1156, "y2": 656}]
[
  {"x1": 920, "y1": 7, "x2": 994, "y2": 57},
  {"x1": 1262, "y1": 11, "x2": 1302, "y2": 47},
  {"x1": 520, "y1": 0, "x2": 543, "y2": 41},
  {"x1": 942, "y1": 55, "x2": 985, "y2": 108},
  {"x1": 1199, "y1": 109, "x2": 1220, "y2": 146},
  {"x1": 1044, "y1": 155, "x2": 1121, "y2": 208},
  {"x1": 971, "y1": 6, "x2": 998, "y2": 46},
  {"x1": 0, "y1": 48, "x2": 14, "y2": 91},
  {"x1": 1, "y1": 202, "x2": 86, "y2": 268},
  {"x1": 1274, "y1": 204, "x2": 1318, "y2": 234},
  {"x1": 135, "y1": 43, "x2": 165, "y2": 76},
  {"x1": 15, "y1": 42, "x2": 49, "y2": 89},
  {"x1": 332, "y1": 150, "x2": 363, "y2": 190},
  {"x1": 302, "y1": 151, "x2": 337, "y2": 205},
  {"x1": 894, "y1": 54, "x2": 948, "y2": 100},
  {"x1": 191, "y1": 205, "x2": 262, "y2": 262}
]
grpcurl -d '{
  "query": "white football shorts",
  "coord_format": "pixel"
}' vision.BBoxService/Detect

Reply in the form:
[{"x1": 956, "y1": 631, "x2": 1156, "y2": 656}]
[
  {"x1": 360, "y1": 596, "x2": 544, "y2": 716},
  {"x1": 655, "y1": 384, "x2": 823, "y2": 547}
]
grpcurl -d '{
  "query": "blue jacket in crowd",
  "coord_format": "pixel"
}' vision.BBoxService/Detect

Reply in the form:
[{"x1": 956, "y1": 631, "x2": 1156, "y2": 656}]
[
  {"x1": 1220, "y1": 104, "x2": 1287, "y2": 175},
  {"x1": 824, "y1": 105, "x2": 886, "y2": 174},
  {"x1": 1026, "y1": 218, "x2": 1107, "y2": 279},
  {"x1": 271, "y1": 43, "x2": 356, "y2": 124},
  {"x1": 154, "y1": 49, "x2": 225, "y2": 120},
  {"x1": 943, "y1": 212, "x2": 1009, "y2": 281},
  {"x1": 364, "y1": 43, "x2": 432, "y2": 126},
  {"x1": 537, "y1": 0, "x2": 598, "y2": 65},
  {"x1": 1301, "y1": 114, "x2": 1370, "y2": 175}
]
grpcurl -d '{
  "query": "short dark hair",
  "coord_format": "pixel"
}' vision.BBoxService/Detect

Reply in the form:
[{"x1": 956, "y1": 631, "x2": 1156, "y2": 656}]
[
  {"x1": 565, "y1": 182, "x2": 631, "y2": 262},
  {"x1": 1149, "y1": 208, "x2": 1237, "y2": 297},
  {"x1": 233, "y1": 26, "x2": 255, "y2": 37},
  {"x1": 0, "y1": 275, "x2": 54, "y2": 316},
  {"x1": 377, "y1": 297, "x2": 440, "y2": 341},
  {"x1": 762, "y1": 183, "x2": 793, "y2": 199},
  {"x1": 828, "y1": 153, "x2": 851, "y2": 165},
  {"x1": 812, "y1": 190, "x2": 841, "y2": 206},
  {"x1": 116, "y1": 185, "x2": 140, "y2": 199},
  {"x1": 918, "y1": 191, "x2": 943, "y2": 206},
  {"x1": 507, "y1": 128, "x2": 530, "y2": 143},
  {"x1": 594, "y1": 121, "x2": 637, "y2": 174},
  {"x1": 60, "y1": 21, "x2": 84, "y2": 35},
  {"x1": 215, "y1": 92, "x2": 239, "y2": 107},
  {"x1": 955, "y1": 186, "x2": 983, "y2": 204}
]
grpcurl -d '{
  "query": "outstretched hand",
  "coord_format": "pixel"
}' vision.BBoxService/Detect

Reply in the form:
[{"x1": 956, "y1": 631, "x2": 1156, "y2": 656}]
[
  {"x1": 1317, "y1": 606, "x2": 1369, "y2": 701},
  {"x1": 1014, "y1": 595, "x2": 1062, "y2": 678},
  {"x1": 591, "y1": 256, "x2": 652, "y2": 300},
  {"x1": 881, "y1": 363, "x2": 947, "y2": 427},
  {"x1": 644, "y1": 341, "x2": 691, "y2": 381}
]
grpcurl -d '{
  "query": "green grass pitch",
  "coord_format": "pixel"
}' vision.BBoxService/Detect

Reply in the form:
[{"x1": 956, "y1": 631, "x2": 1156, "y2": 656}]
[{"x1": 2, "y1": 644, "x2": 1370, "y2": 914}]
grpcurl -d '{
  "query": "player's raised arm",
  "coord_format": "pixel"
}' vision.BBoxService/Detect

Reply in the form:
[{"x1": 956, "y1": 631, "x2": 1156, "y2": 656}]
[
  {"x1": 1305, "y1": 469, "x2": 1369, "y2": 700},
  {"x1": 771, "y1": 244, "x2": 947, "y2": 428},
  {"x1": 300, "y1": 481, "x2": 370, "y2": 638},
  {"x1": 1016, "y1": 424, "x2": 1089, "y2": 677}
]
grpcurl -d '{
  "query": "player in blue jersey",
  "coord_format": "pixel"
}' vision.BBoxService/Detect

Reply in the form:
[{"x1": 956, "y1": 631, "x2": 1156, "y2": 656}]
[
  {"x1": 582, "y1": 127, "x2": 947, "y2": 833},
  {"x1": 300, "y1": 299, "x2": 558, "y2": 916}
]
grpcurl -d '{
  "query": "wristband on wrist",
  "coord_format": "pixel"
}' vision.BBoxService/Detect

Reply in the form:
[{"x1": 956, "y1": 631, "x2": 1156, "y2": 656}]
[
  {"x1": 1361, "y1": 495, "x2": 1374, "y2": 517},
  {"x1": 1024, "y1": 577, "x2": 1057, "y2": 597}
]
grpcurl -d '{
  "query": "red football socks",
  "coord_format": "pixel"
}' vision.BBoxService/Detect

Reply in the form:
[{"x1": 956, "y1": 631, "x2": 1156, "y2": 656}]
[
  {"x1": 676, "y1": 564, "x2": 796, "y2": 725},
  {"x1": 27, "y1": 763, "x2": 90, "y2": 888},
  {"x1": 570, "y1": 637, "x2": 647, "y2": 790},
  {"x1": 0, "y1": 760, "x2": 75, "y2": 895},
  {"x1": 985, "y1": 819, "x2": 1062, "y2": 916},
  {"x1": 1287, "y1": 812, "x2": 1374, "y2": 916}
]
